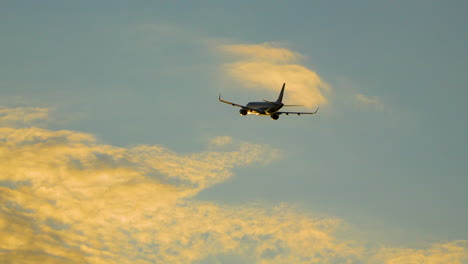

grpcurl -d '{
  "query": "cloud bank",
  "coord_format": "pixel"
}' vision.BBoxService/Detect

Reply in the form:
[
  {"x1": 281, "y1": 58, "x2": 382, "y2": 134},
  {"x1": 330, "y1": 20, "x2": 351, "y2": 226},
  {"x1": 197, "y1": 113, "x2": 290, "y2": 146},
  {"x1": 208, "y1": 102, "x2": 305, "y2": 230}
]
[
  {"x1": 220, "y1": 43, "x2": 329, "y2": 108},
  {"x1": 0, "y1": 107, "x2": 466, "y2": 264}
]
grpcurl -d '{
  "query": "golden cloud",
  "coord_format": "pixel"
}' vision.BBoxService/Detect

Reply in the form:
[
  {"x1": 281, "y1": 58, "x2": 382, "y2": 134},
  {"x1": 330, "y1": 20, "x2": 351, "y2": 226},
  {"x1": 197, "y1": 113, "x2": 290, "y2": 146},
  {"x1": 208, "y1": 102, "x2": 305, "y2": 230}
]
[
  {"x1": 220, "y1": 43, "x2": 329, "y2": 108},
  {"x1": 369, "y1": 241, "x2": 467, "y2": 264},
  {"x1": 0, "y1": 106, "x2": 48, "y2": 126},
  {"x1": 0, "y1": 107, "x2": 466, "y2": 263}
]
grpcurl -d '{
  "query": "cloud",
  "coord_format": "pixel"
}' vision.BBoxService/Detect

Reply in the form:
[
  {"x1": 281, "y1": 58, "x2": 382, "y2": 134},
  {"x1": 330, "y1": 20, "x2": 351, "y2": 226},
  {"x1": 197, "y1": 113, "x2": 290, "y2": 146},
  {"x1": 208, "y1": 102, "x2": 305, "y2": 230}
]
[
  {"x1": 222, "y1": 43, "x2": 304, "y2": 63},
  {"x1": 369, "y1": 241, "x2": 467, "y2": 264},
  {"x1": 209, "y1": 136, "x2": 233, "y2": 147},
  {"x1": 0, "y1": 106, "x2": 466, "y2": 264},
  {"x1": 127, "y1": 27, "x2": 327, "y2": 109},
  {"x1": 220, "y1": 43, "x2": 329, "y2": 108},
  {"x1": 355, "y1": 93, "x2": 385, "y2": 111},
  {"x1": 1, "y1": 107, "x2": 353, "y2": 263},
  {"x1": 0, "y1": 106, "x2": 49, "y2": 127}
]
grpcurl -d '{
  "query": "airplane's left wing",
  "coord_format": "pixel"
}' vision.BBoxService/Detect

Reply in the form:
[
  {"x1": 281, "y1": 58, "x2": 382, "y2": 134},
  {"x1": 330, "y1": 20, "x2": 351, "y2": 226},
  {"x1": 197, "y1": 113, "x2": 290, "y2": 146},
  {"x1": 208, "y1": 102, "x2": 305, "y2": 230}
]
[
  {"x1": 218, "y1": 94, "x2": 246, "y2": 108},
  {"x1": 277, "y1": 107, "x2": 319, "y2": 116}
]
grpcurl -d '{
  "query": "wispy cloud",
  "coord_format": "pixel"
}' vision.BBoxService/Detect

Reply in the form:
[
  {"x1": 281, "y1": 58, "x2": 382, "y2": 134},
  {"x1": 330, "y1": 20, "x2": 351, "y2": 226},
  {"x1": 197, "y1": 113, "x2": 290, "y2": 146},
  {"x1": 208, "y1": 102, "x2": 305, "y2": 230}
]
[
  {"x1": 1, "y1": 105, "x2": 466, "y2": 263},
  {"x1": 220, "y1": 43, "x2": 329, "y2": 108},
  {"x1": 209, "y1": 135, "x2": 233, "y2": 147},
  {"x1": 355, "y1": 93, "x2": 385, "y2": 111},
  {"x1": 0, "y1": 106, "x2": 48, "y2": 126},
  {"x1": 370, "y1": 241, "x2": 467, "y2": 264}
]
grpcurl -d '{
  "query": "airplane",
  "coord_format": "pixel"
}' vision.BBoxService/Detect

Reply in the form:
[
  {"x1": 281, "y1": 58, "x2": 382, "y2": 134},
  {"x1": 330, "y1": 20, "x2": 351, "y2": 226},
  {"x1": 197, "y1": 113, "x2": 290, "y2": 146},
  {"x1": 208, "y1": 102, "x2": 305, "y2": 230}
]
[{"x1": 218, "y1": 83, "x2": 319, "y2": 120}]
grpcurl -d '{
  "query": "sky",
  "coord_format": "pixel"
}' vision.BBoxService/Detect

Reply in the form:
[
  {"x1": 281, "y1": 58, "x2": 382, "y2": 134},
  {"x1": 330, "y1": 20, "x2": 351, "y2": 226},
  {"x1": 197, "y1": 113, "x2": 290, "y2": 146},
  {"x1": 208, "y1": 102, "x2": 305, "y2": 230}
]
[{"x1": 1, "y1": 0, "x2": 467, "y2": 263}]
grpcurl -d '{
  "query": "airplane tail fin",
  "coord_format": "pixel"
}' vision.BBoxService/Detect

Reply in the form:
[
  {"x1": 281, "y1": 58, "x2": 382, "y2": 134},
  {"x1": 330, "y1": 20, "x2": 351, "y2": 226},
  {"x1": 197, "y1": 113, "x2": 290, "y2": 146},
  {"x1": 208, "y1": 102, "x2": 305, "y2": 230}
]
[{"x1": 275, "y1": 83, "x2": 285, "y2": 104}]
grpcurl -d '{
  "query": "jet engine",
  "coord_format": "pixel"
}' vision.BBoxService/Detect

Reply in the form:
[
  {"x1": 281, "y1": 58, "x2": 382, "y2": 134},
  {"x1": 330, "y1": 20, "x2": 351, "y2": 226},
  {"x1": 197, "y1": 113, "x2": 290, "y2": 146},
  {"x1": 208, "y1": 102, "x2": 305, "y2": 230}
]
[
  {"x1": 239, "y1": 109, "x2": 248, "y2": 116},
  {"x1": 270, "y1": 113, "x2": 279, "y2": 120}
]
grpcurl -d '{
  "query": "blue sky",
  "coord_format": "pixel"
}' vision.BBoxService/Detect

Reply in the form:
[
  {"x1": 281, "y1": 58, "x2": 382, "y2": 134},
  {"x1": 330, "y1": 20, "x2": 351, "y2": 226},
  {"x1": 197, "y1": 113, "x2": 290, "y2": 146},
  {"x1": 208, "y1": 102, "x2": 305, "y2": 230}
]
[{"x1": 1, "y1": 1, "x2": 467, "y2": 263}]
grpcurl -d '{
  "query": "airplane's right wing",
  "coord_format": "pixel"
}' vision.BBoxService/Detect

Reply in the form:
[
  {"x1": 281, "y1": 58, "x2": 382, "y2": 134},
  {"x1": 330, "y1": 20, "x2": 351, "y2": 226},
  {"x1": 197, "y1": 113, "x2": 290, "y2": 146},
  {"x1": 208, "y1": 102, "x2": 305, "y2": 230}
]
[
  {"x1": 277, "y1": 107, "x2": 319, "y2": 116},
  {"x1": 218, "y1": 94, "x2": 246, "y2": 108}
]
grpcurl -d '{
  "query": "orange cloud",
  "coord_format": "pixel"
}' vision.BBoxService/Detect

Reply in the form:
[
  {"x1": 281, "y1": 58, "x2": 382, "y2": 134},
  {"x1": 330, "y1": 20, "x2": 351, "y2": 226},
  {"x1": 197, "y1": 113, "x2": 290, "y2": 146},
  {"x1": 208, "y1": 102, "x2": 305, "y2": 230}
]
[
  {"x1": 220, "y1": 43, "x2": 329, "y2": 108},
  {"x1": 0, "y1": 106, "x2": 466, "y2": 263}
]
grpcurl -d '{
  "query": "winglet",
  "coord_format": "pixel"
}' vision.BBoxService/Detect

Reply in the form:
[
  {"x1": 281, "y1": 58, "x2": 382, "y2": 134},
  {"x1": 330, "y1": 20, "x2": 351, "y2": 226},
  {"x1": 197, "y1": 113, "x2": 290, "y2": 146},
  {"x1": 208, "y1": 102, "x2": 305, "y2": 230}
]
[{"x1": 314, "y1": 107, "x2": 319, "y2": 114}]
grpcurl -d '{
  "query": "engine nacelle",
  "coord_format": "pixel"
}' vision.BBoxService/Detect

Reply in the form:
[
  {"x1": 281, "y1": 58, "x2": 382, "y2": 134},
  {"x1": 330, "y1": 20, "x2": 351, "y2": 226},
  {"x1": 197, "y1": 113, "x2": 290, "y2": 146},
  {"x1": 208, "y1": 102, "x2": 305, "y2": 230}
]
[
  {"x1": 270, "y1": 113, "x2": 279, "y2": 120},
  {"x1": 239, "y1": 109, "x2": 248, "y2": 116}
]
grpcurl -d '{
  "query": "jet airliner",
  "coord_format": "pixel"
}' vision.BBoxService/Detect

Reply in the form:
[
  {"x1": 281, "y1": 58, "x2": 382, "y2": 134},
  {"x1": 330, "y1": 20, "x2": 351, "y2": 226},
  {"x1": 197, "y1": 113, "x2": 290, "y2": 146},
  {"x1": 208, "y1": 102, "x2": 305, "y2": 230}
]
[{"x1": 218, "y1": 83, "x2": 319, "y2": 120}]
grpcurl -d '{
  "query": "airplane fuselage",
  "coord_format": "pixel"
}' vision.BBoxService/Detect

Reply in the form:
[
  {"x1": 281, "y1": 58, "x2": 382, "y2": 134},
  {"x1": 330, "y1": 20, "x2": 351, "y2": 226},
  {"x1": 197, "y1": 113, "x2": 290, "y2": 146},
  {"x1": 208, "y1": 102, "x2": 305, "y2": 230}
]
[{"x1": 244, "y1": 102, "x2": 284, "y2": 115}]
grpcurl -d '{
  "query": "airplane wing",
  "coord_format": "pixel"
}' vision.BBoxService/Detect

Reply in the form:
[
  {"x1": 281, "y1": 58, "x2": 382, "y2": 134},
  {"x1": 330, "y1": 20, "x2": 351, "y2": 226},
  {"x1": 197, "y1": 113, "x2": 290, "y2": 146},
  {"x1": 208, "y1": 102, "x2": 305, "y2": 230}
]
[
  {"x1": 218, "y1": 94, "x2": 246, "y2": 108},
  {"x1": 277, "y1": 107, "x2": 319, "y2": 116}
]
